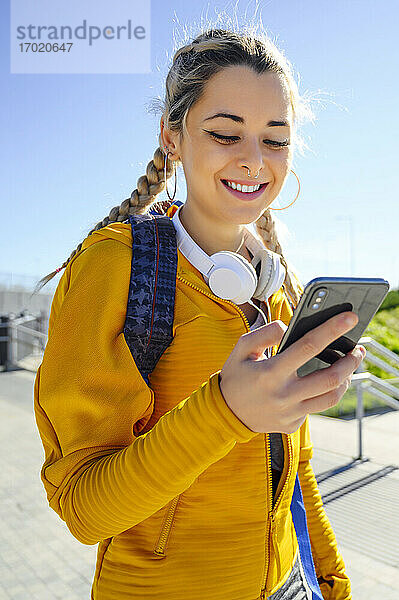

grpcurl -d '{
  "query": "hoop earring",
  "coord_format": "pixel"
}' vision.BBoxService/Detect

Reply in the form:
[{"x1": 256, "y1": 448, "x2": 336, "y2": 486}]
[
  {"x1": 164, "y1": 149, "x2": 177, "y2": 201},
  {"x1": 268, "y1": 169, "x2": 300, "y2": 211}
]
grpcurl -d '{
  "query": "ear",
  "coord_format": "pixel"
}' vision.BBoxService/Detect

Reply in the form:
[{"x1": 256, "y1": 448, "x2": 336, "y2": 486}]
[{"x1": 159, "y1": 115, "x2": 180, "y2": 161}]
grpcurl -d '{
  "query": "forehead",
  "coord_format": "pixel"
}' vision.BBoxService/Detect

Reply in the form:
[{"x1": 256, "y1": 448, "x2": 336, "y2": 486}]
[{"x1": 189, "y1": 65, "x2": 292, "y2": 124}]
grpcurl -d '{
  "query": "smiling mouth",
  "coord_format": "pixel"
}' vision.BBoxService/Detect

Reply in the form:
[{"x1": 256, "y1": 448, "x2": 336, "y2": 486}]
[{"x1": 220, "y1": 179, "x2": 269, "y2": 199}]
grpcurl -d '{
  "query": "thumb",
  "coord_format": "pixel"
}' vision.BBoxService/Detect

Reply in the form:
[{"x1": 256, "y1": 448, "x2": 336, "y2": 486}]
[{"x1": 241, "y1": 320, "x2": 287, "y2": 361}]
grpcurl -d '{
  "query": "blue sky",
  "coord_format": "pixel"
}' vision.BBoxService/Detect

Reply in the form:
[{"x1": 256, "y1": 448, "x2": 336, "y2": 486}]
[{"x1": 1, "y1": 0, "x2": 398, "y2": 294}]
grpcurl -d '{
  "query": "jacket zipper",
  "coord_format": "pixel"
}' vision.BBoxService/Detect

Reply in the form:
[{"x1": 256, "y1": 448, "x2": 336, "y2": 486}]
[
  {"x1": 153, "y1": 495, "x2": 180, "y2": 556},
  {"x1": 260, "y1": 432, "x2": 293, "y2": 598},
  {"x1": 260, "y1": 432, "x2": 274, "y2": 600},
  {"x1": 176, "y1": 274, "x2": 252, "y2": 331}
]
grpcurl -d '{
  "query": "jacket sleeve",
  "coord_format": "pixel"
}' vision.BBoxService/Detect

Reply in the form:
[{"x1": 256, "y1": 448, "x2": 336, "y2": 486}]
[
  {"x1": 33, "y1": 238, "x2": 259, "y2": 546},
  {"x1": 271, "y1": 284, "x2": 351, "y2": 600}
]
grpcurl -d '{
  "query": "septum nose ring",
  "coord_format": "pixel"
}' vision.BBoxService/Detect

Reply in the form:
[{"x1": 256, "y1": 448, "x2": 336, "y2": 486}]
[{"x1": 244, "y1": 166, "x2": 260, "y2": 179}]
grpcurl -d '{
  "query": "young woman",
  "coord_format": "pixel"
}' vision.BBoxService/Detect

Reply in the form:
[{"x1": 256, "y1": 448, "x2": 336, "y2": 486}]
[{"x1": 33, "y1": 26, "x2": 365, "y2": 600}]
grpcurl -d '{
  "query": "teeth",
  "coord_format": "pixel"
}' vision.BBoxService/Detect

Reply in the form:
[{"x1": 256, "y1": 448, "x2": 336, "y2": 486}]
[{"x1": 225, "y1": 180, "x2": 261, "y2": 193}]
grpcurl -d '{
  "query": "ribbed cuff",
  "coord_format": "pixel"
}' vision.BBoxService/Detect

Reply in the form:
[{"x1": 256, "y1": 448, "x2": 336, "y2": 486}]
[{"x1": 210, "y1": 371, "x2": 259, "y2": 443}]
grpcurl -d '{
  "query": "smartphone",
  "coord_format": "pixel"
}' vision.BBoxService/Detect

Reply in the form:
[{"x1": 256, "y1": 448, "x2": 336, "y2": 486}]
[{"x1": 276, "y1": 277, "x2": 390, "y2": 377}]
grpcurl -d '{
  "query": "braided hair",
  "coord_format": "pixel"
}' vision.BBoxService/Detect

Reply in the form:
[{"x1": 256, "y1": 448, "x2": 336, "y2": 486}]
[{"x1": 34, "y1": 23, "x2": 313, "y2": 307}]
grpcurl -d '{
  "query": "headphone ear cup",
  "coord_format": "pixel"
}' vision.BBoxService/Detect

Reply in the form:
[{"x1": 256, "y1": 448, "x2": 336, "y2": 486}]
[
  {"x1": 252, "y1": 249, "x2": 286, "y2": 301},
  {"x1": 208, "y1": 251, "x2": 257, "y2": 304},
  {"x1": 231, "y1": 252, "x2": 260, "y2": 302},
  {"x1": 269, "y1": 252, "x2": 286, "y2": 297}
]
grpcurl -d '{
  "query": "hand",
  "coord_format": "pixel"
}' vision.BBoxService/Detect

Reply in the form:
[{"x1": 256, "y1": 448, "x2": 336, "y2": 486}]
[{"x1": 219, "y1": 311, "x2": 364, "y2": 434}]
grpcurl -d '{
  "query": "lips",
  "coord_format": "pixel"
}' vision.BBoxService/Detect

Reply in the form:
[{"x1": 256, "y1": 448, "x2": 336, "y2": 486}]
[{"x1": 221, "y1": 179, "x2": 269, "y2": 201}]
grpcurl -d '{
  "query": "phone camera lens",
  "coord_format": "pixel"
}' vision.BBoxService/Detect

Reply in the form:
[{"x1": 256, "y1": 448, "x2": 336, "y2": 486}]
[{"x1": 307, "y1": 287, "x2": 328, "y2": 309}]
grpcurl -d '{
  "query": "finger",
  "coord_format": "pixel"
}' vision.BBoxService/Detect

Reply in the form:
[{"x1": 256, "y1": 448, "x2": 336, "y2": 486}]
[
  {"x1": 291, "y1": 345, "x2": 364, "y2": 401},
  {"x1": 274, "y1": 311, "x2": 359, "y2": 376},
  {"x1": 237, "y1": 320, "x2": 287, "y2": 361},
  {"x1": 295, "y1": 378, "x2": 350, "y2": 417}
]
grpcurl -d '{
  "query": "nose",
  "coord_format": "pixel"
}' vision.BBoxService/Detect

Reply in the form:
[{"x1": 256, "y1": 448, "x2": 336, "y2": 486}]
[{"x1": 238, "y1": 138, "x2": 265, "y2": 179}]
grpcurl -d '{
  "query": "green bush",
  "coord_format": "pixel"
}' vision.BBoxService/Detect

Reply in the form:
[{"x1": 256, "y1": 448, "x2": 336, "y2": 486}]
[
  {"x1": 320, "y1": 386, "x2": 392, "y2": 419},
  {"x1": 363, "y1": 306, "x2": 399, "y2": 378},
  {"x1": 378, "y1": 288, "x2": 399, "y2": 311}
]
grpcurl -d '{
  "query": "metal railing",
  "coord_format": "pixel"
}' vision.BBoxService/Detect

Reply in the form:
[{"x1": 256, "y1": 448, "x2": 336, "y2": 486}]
[
  {"x1": 2, "y1": 316, "x2": 399, "y2": 464},
  {"x1": 351, "y1": 336, "x2": 399, "y2": 461},
  {"x1": 0, "y1": 313, "x2": 47, "y2": 370}
]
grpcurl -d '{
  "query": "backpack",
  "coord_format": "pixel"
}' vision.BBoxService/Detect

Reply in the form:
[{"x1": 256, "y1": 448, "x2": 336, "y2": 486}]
[{"x1": 122, "y1": 205, "x2": 324, "y2": 599}]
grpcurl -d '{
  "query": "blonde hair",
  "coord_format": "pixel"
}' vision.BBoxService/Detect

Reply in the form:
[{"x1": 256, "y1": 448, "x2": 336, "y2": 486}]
[{"x1": 34, "y1": 22, "x2": 315, "y2": 306}]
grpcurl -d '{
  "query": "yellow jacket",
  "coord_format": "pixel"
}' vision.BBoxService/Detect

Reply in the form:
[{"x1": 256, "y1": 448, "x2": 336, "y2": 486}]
[{"x1": 33, "y1": 208, "x2": 351, "y2": 600}]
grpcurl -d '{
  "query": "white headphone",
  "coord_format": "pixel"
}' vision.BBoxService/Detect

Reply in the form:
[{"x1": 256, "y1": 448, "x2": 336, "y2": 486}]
[{"x1": 171, "y1": 204, "x2": 286, "y2": 307}]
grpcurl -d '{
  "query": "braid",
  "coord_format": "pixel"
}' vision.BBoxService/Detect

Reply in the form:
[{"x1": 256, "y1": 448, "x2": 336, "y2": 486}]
[
  {"x1": 255, "y1": 209, "x2": 304, "y2": 310},
  {"x1": 34, "y1": 25, "x2": 316, "y2": 304},
  {"x1": 32, "y1": 147, "x2": 174, "y2": 296}
]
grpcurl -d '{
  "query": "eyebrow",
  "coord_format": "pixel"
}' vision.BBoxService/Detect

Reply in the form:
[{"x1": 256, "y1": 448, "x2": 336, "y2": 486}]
[{"x1": 202, "y1": 112, "x2": 290, "y2": 127}]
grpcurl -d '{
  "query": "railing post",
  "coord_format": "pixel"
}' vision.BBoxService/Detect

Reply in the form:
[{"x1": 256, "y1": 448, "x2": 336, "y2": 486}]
[
  {"x1": 355, "y1": 382, "x2": 364, "y2": 460},
  {"x1": 0, "y1": 315, "x2": 9, "y2": 371},
  {"x1": 10, "y1": 320, "x2": 18, "y2": 368}
]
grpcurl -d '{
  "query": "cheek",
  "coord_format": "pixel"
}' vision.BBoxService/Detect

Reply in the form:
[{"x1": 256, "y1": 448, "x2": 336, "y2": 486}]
[
  {"x1": 187, "y1": 140, "x2": 219, "y2": 166},
  {"x1": 269, "y1": 152, "x2": 291, "y2": 178},
  {"x1": 196, "y1": 147, "x2": 230, "y2": 180},
  {"x1": 204, "y1": 142, "x2": 231, "y2": 161}
]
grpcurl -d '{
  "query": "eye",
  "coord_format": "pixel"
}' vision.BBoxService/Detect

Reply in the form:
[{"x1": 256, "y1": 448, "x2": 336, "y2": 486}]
[
  {"x1": 204, "y1": 130, "x2": 240, "y2": 144},
  {"x1": 204, "y1": 130, "x2": 290, "y2": 149},
  {"x1": 265, "y1": 139, "x2": 291, "y2": 149}
]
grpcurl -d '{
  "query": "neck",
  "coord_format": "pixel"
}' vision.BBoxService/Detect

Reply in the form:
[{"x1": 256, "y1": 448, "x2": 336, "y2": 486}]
[{"x1": 178, "y1": 201, "x2": 247, "y2": 257}]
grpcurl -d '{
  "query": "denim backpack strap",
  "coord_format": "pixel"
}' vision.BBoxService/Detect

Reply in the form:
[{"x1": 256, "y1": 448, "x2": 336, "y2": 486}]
[
  {"x1": 123, "y1": 213, "x2": 178, "y2": 385},
  {"x1": 290, "y1": 473, "x2": 324, "y2": 599}
]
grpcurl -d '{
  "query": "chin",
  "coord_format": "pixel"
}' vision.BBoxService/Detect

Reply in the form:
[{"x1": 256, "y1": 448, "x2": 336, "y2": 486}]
[{"x1": 222, "y1": 205, "x2": 263, "y2": 226}]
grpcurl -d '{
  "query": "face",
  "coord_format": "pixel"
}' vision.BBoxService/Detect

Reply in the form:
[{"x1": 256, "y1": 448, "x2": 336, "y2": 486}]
[{"x1": 161, "y1": 65, "x2": 294, "y2": 248}]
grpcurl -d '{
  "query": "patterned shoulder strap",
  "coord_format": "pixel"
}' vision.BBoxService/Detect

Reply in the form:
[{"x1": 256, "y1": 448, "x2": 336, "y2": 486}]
[{"x1": 123, "y1": 213, "x2": 178, "y2": 385}]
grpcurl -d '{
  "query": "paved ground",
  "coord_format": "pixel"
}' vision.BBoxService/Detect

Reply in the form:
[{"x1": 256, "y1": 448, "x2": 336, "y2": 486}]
[{"x1": 1, "y1": 368, "x2": 398, "y2": 599}]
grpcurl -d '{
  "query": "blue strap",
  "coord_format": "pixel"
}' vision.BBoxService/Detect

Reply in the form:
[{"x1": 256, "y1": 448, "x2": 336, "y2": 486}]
[
  {"x1": 124, "y1": 200, "x2": 183, "y2": 384},
  {"x1": 291, "y1": 473, "x2": 323, "y2": 599},
  {"x1": 123, "y1": 213, "x2": 178, "y2": 385}
]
